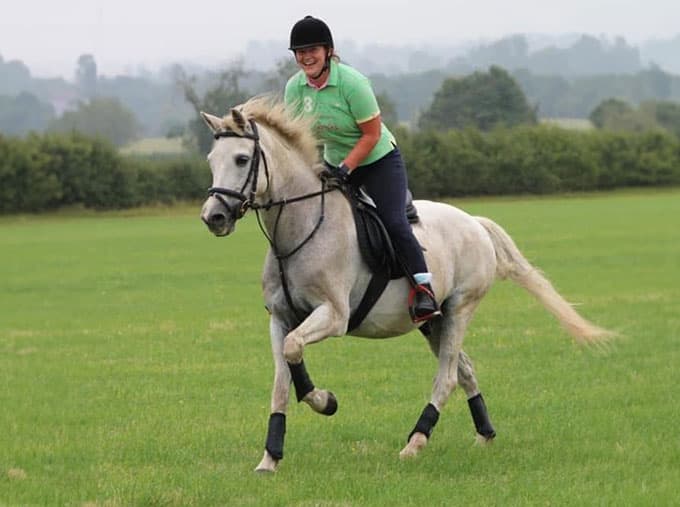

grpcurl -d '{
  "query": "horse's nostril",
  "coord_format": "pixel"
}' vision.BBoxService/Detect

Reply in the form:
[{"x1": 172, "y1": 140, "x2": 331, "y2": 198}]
[{"x1": 209, "y1": 213, "x2": 227, "y2": 227}]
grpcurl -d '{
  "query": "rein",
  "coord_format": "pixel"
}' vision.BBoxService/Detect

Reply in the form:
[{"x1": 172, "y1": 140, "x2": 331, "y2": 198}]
[{"x1": 208, "y1": 119, "x2": 338, "y2": 324}]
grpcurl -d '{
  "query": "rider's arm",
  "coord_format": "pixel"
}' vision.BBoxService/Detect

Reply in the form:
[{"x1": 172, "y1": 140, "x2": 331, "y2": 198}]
[{"x1": 342, "y1": 114, "x2": 382, "y2": 171}]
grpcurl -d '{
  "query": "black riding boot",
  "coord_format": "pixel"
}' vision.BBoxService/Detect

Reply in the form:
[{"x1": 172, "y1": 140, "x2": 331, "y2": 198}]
[{"x1": 409, "y1": 283, "x2": 441, "y2": 323}]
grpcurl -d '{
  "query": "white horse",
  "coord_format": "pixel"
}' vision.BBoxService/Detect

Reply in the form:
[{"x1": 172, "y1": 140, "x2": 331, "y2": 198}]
[{"x1": 199, "y1": 97, "x2": 612, "y2": 473}]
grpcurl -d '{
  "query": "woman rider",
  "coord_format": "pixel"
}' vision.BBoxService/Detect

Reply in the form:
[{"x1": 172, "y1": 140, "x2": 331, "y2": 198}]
[{"x1": 284, "y1": 15, "x2": 440, "y2": 323}]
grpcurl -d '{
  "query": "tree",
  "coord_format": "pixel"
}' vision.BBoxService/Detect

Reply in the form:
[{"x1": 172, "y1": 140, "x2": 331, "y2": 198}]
[
  {"x1": 512, "y1": 69, "x2": 571, "y2": 118},
  {"x1": 0, "y1": 92, "x2": 55, "y2": 135},
  {"x1": 589, "y1": 98, "x2": 660, "y2": 133},
  {"x1": 643, "y1": 65, "x2": 672, "y2": 100},
  {"x1": 652, "y1": 100, "x2": 680, "y2": 137},
  {"x1": 0, "y1": 56, "x2": 33, "y2": 95},
  {"x1": 419, "y1": 66, "x2": 536, "y2": 131},
  {"x1": 376, "y1": 92, "x2": 398, "y2": 127},
  {"x1": 177, "y1": 63, "x2": 250, "y2": 154},
  {"x1": 371, "y1": 69, "x2": 448, "y2": 124},
  {"x1": 48, "y1": 97, "x2": 140, "y2": 146},
  {"x1": 589, "y1": 98, "x2": 633, "y2": 128},
  {"x1": 466, "y1": 35, "x2": 530, "y2": 70},
  {"x1": 260, "y1": 59, "x2": 299, "y2": 97},
  {"x1": 76, "y1": 54, "x2": 98, "y2": 99}
]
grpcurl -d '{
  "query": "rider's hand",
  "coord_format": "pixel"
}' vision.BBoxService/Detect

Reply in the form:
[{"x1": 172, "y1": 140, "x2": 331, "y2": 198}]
[
  {"x1": 323, "y1": 162, "x2": 350, "y2": 183},
  {"x1": 332, "y1": 162, "x2": 350, "y2": 182}
]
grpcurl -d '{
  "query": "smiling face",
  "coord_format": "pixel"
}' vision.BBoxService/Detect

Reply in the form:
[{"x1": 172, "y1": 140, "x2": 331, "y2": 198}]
[{"x1": 294, "y1": 45, "x2": 329, "y2": 80}]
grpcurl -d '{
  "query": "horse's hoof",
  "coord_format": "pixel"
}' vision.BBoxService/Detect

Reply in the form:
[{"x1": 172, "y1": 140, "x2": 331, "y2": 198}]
[
  {"x1": 321, "y1": 391, "x2": 338, "y2": 416},
  {"x1": 474, "y1": 432, "x2": 496, "y2": 446},
  {"x1": 304, "y1": 389, "x2": 339, "y2": 416},
  {"x1": 254, "y1": 451, "x2": 278, "y2": 473},
  {"x1": 399, "y1": 432, "x2": 428, "y2": 459}
]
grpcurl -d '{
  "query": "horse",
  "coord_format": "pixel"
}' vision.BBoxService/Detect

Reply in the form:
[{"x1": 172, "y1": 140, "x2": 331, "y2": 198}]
[{"x1": 198, "y1": 97, "x2": 612, "y2": 473}]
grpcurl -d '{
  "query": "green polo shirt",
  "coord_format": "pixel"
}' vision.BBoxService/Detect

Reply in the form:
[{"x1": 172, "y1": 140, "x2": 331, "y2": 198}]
[{"x1": 284, "y1": 60, "x2": 396, "y2": 167}]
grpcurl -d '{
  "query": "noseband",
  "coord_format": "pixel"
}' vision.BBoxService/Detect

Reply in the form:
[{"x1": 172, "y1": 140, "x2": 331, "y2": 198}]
[
  {"x1": 206, "y1": 118, "x2": 336, "y2": 220},
  {"x1": 205, "y1": 117, "x2": 340, "y2": 326},
  {"x1": 208, "y1": 119, "x2": 269, "y2": 220}
]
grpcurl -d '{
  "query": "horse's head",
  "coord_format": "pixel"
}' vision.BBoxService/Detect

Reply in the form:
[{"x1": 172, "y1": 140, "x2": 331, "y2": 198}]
[{"x1": 200, "y1": 108, "x2": 269, "y2": 236}]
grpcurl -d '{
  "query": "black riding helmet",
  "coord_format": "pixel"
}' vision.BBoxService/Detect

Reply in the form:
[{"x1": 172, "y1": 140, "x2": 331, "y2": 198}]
[{"x1": 289, "y1": 15, "x2": 334, "y2": 51}]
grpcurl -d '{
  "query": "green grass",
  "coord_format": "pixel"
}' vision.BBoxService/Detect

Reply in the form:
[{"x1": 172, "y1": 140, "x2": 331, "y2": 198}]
[
  {"x1": 119, "y1": 137, "x2": 187, "y2": 156},
  {"x1": 1, "y1": 190, "x2": 679, "y2": 506},
  {"x1": 539, "y1": 117, "x2": 594, "y2": 130}
]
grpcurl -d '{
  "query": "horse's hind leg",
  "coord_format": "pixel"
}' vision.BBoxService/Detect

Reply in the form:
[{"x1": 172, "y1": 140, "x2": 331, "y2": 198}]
[
  {"x1": 400, "y1": 298, "x2": 478, "y2": 459},
  {"x1": 420, "y1": 329, "x2": 497, "y2": 443},
  {"x1": 458, "y1": 350, "x2": 496, "y2": 442}
]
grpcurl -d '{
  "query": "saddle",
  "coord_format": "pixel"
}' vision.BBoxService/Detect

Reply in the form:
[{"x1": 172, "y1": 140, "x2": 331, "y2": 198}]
[
  {"x1": 345, "y1": 185, "x2": 420, "y2": 331},
  {"x1": 350, "y1": 187, "x2": 419, "y2": 278}
]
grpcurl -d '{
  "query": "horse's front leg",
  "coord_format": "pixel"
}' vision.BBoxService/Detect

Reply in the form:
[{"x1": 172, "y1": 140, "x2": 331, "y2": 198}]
[
  {"x1": 255, "y1": 316, "x2": 292, "y2": 473},
  {"x1": 283, "y1": 301, "x2": 347, "y2": 415}
]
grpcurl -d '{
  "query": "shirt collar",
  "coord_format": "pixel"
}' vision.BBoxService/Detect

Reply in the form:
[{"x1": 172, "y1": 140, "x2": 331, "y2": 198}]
[{"x1": 301, "y1": 59, "x2": 338, "y2": 89}]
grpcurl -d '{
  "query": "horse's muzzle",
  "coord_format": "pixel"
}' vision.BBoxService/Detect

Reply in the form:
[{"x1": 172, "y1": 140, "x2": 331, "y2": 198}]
[{"x1": 201, "y1": 198, "x2": 236, "y2": 236}]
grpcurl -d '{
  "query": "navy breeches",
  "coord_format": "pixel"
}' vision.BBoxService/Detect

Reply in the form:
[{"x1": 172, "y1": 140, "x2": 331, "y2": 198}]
[{"x1": 347, "y1": 148, "x2": 428, "y2": 275}]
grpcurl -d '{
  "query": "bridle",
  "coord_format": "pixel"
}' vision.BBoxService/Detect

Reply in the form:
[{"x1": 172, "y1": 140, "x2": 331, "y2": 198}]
[
  {"x1": 207, "y1": 120, "x2": 270, "y2": 221},
  {"x1": 207, "y1": 118, "x2": 340, "y2": 325},
  {"x1": 208, "y1": 119, "x2": 336, "y2": 221}
]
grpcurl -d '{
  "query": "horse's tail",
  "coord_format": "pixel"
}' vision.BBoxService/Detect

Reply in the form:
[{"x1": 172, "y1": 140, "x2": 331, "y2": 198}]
[{"x1": 475, "y1": 216, "x2": 613, "y2": 345}]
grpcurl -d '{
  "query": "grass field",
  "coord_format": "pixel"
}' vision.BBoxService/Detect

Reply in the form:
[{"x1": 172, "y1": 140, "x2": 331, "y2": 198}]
[
  {"x1": 119, "y1": 137, "x2": 187, "y2": 156},
  {"x1": 1, "y1": 189, "x2": 679, "y2": 506},
  {"x1": 539, "y1": 118, "x2": 594, "y2": 130}
]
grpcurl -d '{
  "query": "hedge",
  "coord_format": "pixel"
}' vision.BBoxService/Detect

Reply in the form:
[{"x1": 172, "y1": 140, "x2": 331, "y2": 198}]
[
  {"x1": 1, "y1": 128, "x2": 679, "y2": 213},
  {"x1": 397, "y1": 125, "x2": 680, "y2": 198},
  {"x1": 0, "y1": 133, "x2": 209, "y2": 213}
]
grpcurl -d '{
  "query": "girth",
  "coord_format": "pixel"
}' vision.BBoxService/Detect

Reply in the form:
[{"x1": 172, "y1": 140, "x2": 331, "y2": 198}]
[{"x1": 346, "y1": 188, "x2": 420, "y2": 331}]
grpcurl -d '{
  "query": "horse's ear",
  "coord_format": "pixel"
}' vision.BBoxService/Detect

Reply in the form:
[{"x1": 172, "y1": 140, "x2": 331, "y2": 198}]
[
  {"x1": 200, "y1": 112, "x2": 223, "y2": 134},
  {"x1": 230, "y1": 108, "x2": 247, "y2": 131}
]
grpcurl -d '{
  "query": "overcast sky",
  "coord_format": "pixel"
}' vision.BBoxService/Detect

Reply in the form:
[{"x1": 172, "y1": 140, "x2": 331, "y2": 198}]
[{"x1": 2, "y1": 0, "x2": 678, "y2": 78}]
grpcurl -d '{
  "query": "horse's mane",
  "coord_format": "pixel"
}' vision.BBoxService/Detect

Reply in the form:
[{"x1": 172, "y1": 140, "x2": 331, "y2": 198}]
[{"x1": 221, "y1": 96, "x2": 319, "y2": 167}]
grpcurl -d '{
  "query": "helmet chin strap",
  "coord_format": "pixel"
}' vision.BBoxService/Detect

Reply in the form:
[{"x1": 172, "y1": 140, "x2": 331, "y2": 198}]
[{"x1": 310, "y1": 51, "x2": 331, "y2": 80}]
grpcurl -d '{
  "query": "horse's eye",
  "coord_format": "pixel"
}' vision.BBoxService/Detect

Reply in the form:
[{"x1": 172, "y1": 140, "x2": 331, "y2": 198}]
[{"x1": 235, "y1": 154, "x2": 250, "y2": 167}]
